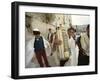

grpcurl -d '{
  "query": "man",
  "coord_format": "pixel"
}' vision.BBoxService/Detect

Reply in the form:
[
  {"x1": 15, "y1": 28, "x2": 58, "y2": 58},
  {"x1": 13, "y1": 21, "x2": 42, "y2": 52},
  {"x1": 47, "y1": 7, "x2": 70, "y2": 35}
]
[
  {"x1": 33, "y1": 28, "x2": 51, "y2": 67},
  {"x1": 47, "y1": 28, "x2": 54, "y2": 55},
  {"x1": 54, "y1": 25, "x2": 70, "y2": 66},
  {"x1": 66, "y1": 27, "x2": 79, "y2": 66},
  {"x1": 78, "y1": 25, "x2": 90, "y2": 65},
  {"x1": 47, "y1": 28, "x2": 53, "y2": 42},
  {"x1": 50, "y1": 27, "x2": 62, "y2": 66}
]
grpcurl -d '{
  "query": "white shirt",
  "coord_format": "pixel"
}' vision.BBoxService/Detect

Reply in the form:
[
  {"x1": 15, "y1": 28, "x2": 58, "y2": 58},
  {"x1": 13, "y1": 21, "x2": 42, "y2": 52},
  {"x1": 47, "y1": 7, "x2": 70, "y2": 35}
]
[{"x1": 67, "y1": 37, "x2": 79, "y2": 66}]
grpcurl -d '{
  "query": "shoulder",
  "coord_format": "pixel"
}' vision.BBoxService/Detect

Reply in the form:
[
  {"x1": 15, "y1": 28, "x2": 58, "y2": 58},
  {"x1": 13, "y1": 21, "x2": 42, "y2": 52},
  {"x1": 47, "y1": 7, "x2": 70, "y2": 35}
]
[
  {"x1": 81, "y1": 33, "x2": 87, "y2": 37},
  {"x1": 81, "y1": 33, "x2": 89, "y2": 40},
  {"x1": 41, "y1": 36, "x2": 47, "y2": 41}
]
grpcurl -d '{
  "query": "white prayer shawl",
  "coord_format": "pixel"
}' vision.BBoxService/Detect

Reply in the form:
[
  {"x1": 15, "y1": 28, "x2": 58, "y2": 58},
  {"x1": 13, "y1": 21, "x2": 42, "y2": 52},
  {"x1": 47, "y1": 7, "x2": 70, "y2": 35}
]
[
  {"x1": 67, "y1": 37, "x2": 79, "y2": 66},
  {"x1": 25, "y1": 36, "x2": 51, "y2": 67},
  {"x1": 80, "y1": 33, "x2": 89, "y2": 56},
  {"x1": 56, "y1": 29, "x2": 65, "y2": 59},
  {"x1": 55, "y1": 29, "x2": 72, "y2": 60}
]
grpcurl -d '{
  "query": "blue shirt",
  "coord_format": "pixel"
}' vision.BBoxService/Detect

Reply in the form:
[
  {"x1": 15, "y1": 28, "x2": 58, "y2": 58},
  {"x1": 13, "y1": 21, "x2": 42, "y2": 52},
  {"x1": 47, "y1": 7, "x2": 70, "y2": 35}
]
[{"x1": 34, "y1": 36, "x2": 44, "y2": 51}]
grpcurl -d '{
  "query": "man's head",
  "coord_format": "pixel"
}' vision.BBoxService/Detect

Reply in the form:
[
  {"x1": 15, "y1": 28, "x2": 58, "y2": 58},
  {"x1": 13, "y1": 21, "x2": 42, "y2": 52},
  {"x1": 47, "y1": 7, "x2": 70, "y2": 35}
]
[
  {"x1": 33, "y1": 28, "x2": 40, "y2": 36},
  {"x1": 67, "y1": 27, "x2": 76, "y2": 39},
  {"x1": 48, "y1": 28, "x2": 52, "y2": 32},
  {"x1": 59, "y1": 24, "x2": 62, "y2": 27},
  {"x1": 86, "y1": 24, "x2": 90, "y2": 37}
]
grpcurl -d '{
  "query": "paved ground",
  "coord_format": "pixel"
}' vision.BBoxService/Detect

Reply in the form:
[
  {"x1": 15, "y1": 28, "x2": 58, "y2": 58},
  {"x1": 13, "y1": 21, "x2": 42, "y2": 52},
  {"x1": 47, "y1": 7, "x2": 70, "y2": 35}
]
[
  {"x1": 26, "y1": 54, "x2": 72, "y2": 68},
  {"x1": 26, "y1": 55, "x2": 59, "y2": 68}
]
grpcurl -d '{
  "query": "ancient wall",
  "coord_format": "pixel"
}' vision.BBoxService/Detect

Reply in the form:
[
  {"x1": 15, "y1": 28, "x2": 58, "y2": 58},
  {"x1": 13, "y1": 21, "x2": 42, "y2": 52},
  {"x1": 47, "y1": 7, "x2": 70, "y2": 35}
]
[{"x1": 25, "y1": 12, "x2": 72, "y2": 40}]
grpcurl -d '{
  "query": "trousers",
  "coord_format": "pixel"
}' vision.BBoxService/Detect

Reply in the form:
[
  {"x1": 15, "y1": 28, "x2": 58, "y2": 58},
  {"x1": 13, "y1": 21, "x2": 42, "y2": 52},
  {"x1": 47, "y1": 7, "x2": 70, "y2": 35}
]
[{"x1": 35, "y1": 49, "x2": 50, "y2": 67}]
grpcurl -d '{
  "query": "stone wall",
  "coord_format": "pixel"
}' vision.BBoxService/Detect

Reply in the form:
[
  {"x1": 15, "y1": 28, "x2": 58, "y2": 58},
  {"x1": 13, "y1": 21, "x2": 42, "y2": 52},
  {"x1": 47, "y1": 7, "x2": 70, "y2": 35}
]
[{"x1": 25, "y1": 12, "x2": 72, "y2": 40}]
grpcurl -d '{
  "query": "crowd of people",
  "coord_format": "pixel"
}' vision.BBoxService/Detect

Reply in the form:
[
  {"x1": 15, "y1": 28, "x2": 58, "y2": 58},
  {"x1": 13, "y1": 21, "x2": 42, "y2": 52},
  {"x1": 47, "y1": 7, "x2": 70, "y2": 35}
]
[{"x1": 30, "y1": 24, "x2": 90, "y2": 67}]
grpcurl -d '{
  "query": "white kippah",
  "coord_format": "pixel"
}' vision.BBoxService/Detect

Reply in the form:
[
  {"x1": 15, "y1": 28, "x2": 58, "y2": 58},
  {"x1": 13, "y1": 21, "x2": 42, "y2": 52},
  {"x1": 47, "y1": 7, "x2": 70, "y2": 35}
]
[{"x1": 33, "y1": 28, "x2": 40, "y2": 32}]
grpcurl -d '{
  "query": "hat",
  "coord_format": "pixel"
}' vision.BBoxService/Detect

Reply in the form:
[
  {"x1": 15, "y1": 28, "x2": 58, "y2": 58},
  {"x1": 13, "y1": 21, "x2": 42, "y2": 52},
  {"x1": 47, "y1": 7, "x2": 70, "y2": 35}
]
[{"x1": 33, "y1": 28, "x2": 40, "y2": 32}]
